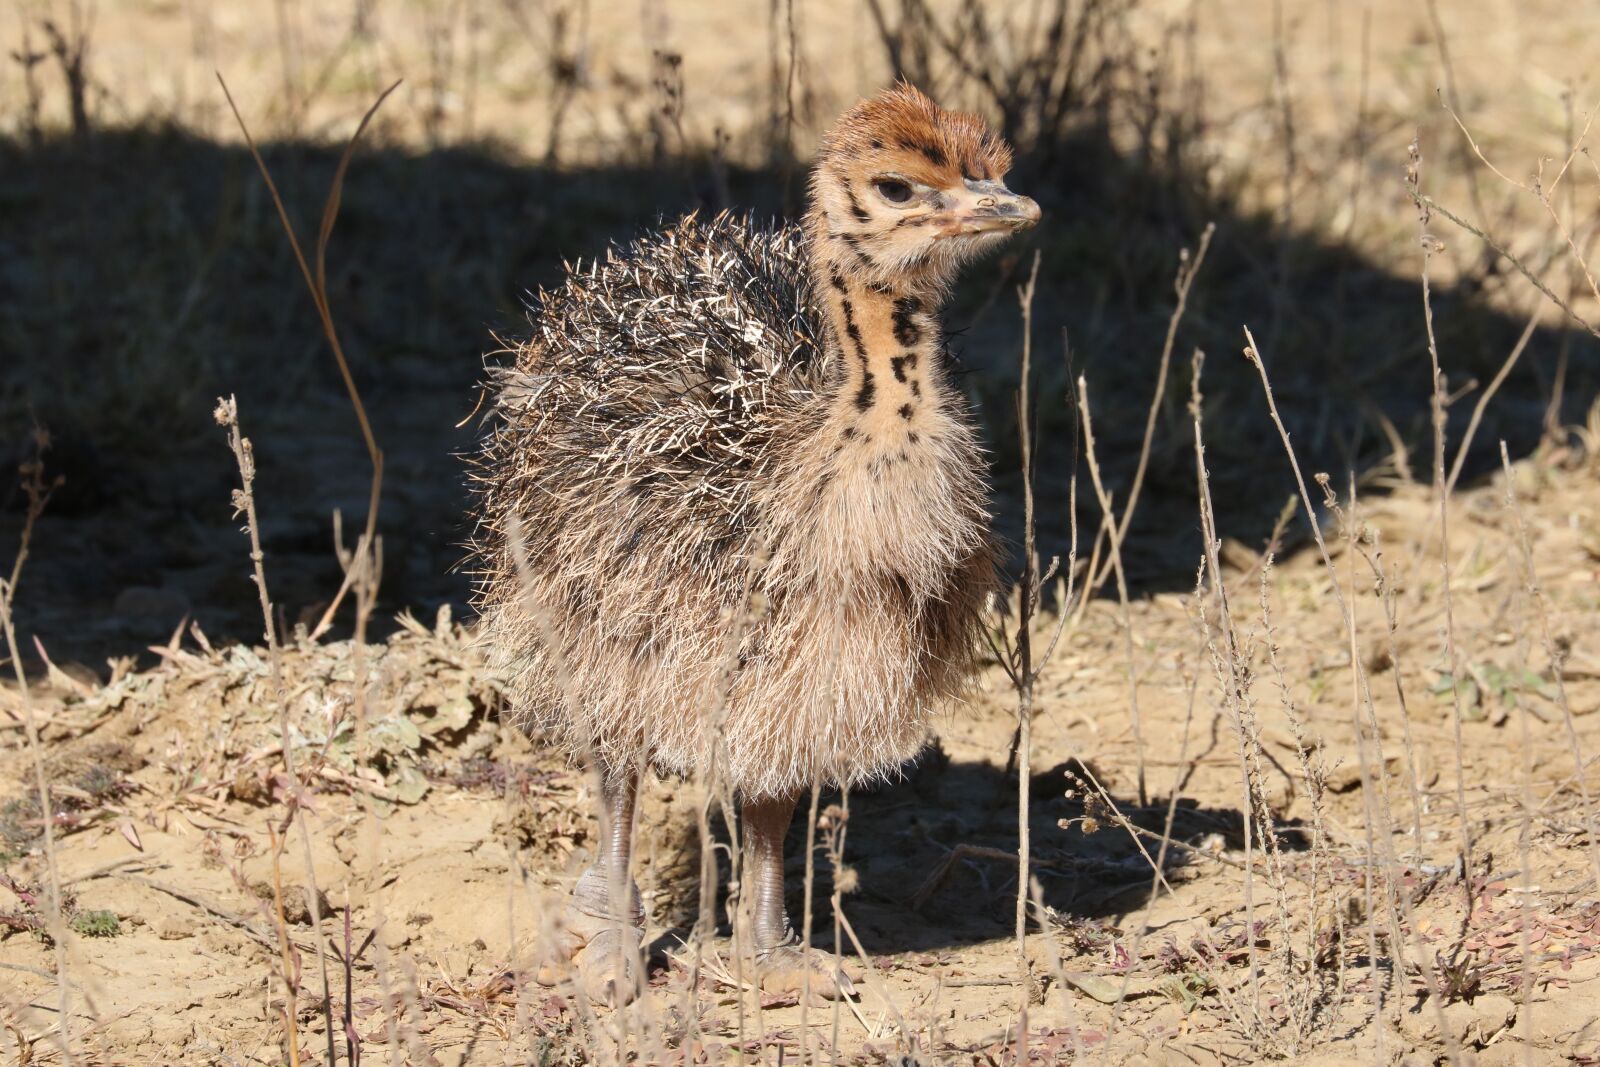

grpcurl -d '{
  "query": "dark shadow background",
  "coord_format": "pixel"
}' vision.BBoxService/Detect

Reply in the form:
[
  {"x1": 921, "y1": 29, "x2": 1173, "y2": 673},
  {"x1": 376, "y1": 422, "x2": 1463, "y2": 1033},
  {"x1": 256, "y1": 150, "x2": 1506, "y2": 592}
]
[
  {"x1": 4, "y1": 132, "x2": 1592, "y2": 668},
  {"x1": 628, "y1": 747, "x2": 1311, "y2": 953},
  {"x1": 807, "y1": 754, "x2": 1306, "y2": 951}
]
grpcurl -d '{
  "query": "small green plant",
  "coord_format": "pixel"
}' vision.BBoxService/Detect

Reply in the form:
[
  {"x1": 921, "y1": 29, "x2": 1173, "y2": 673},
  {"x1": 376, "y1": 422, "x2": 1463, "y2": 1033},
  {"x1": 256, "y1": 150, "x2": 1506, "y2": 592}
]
[
  {"x1": 70, "y1": 908, "x2": 121, "y2": 938},
  {"x1": 0, "y1": 796, "x2": 36, "y2": 858},
  {"x1": 1436, "y1": 949, "x2": 1484, "y2": 1003},
  {"x1": 2, "y1": 874, "x2": 121, "y2": 941},
  {"x1": 1431, "y1": 662, "x2": 1556, "y2": 721},
  {"x1": 1160, "y1": 971, "x2": 1217, "y2": 1012}
]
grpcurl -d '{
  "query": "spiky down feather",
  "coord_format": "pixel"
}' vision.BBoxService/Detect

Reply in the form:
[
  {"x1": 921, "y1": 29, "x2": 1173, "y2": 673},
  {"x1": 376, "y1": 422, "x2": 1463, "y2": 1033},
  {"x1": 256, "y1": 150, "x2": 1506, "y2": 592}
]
[{"x1": 469, "y1": 211, "x2": 995, "y2": 799}]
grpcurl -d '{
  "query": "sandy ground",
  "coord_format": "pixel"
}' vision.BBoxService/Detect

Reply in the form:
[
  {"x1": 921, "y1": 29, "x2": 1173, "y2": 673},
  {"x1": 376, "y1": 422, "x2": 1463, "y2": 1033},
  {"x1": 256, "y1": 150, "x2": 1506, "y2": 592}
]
[{"x1": 4, "y1": 459, "x2": 1600, "y2": 1063}]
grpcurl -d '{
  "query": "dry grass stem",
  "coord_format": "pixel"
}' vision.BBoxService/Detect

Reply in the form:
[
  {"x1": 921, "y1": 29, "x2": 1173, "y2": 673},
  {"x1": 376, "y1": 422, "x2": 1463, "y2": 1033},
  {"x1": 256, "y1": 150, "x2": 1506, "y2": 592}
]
[
  {"x1": 1076, "y1": 376, "x2": 1148, "y2": 810},
  {"x1": 217, "y1": 72, "x2": 395, "y2": 640},
  {"x1": 1497, "y1": 443, "x2": 1600, "y2": 892},
  {"x1": 1187, "y1": 351, "x2": 1269, "y2": 1040},
  {"x1": 1011, "y1": 251, "x2": 1042, "y2": 1040},
  {"x1": 1084, "y1": 223, "x2": 1214, "y2": 602},
  {"x1": 1439, "y1": 93, "x2": 1600, "y2": 306},
  {"x1": 0, "y1": 432, "x2": 76, "y2": 1064},
  {"x1": 1241, "y1": 327, "x2": 1463, "y2": 1062},
  {"x1": 1417, "y1": 195, "x2": 1600, "y2": 340},
  {"x1": 214, "y1": 395, "x2": 338, "y2": 1066},
  {"x1": 1410, "y1": 150, "x2": 1476, "y2": 884},
  {"x1": 1445, "y1": 304, "x2": 1540, "y2": 495},
  {"x1": 213, "y1": 75, "x2": 408, "y2": 1061}
]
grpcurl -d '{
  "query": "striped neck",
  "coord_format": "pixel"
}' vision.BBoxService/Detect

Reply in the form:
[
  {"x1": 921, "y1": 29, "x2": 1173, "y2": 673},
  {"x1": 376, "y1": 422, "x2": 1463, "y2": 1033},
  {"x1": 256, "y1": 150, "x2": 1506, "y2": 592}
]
[{"x1": 811, "y1": 234, "x2": 943, "y2": 445}]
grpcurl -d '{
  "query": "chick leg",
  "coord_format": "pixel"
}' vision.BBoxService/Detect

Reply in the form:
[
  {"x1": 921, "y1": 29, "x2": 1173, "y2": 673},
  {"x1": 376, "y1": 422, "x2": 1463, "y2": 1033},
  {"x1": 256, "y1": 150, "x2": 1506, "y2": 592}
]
[
  {"x1": 540, "y1": 762, "x2": 645, "y2": 1005},
  {"x1": 741, "y1": 793, "x2": 857, "y2": 1000}
]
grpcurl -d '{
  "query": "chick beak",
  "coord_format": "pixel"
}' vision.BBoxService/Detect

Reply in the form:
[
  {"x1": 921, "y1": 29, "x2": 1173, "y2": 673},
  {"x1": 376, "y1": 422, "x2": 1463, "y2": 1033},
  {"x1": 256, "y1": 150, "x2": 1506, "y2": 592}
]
[{"x1": 941, "y1": 177, "x2": 1041, "y2": 236}]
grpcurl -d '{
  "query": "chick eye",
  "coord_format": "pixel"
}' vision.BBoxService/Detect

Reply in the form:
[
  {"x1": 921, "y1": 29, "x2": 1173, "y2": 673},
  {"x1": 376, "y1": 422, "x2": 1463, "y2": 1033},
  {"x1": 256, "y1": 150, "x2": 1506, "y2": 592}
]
[{"x1": 873, "y1": 179, "x2": 913, "y2": 205}]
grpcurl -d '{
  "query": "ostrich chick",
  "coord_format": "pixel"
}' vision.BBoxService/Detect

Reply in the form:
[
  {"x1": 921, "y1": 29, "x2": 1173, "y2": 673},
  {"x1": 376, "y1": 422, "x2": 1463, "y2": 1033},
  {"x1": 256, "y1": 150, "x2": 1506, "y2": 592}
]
[{"x1": 472, "y1": 84, "x2": 1038, "y2": 1004}]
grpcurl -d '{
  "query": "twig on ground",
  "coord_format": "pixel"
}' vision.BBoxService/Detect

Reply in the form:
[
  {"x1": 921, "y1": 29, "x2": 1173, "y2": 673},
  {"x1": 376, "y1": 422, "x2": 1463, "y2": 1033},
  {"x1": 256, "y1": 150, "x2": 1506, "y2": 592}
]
[{"x1": 107, "y1": 873, "x2": 317, "y2": 956}]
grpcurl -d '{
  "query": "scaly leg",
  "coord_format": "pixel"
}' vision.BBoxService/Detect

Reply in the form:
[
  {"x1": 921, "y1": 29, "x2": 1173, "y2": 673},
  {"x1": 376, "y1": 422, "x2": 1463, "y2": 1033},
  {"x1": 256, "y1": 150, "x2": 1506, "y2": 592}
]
[
  {"x1": 741, "y1": 793, "x2": 857, "y2": 1000},
  {"x1": 538, "y1": 761, "x2": 645, "y2": 1005}
]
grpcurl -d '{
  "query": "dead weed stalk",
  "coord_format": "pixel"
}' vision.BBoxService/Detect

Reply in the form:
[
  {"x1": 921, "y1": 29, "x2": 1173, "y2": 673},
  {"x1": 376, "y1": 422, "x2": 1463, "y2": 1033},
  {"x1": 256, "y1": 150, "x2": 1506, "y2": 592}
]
[
  {"x1": 985, "y1": 251, "x2": 1077, "y2": 1058},
  {"x1": 0, "y1": 429, "x2": 75, "y2": 1063},
  {"x1": 217, "y1": 73, "x2": 404, "y2": 1062},
  {"x1": 1187, "y1": 350, "x2": 1294, "y2": 1052},
  {"x1": 1498, "y1": 443, "x2": 1600, "y2": 893},
  {"x1": 1076, "y1": 225, "x2": 1215, "y2": 623},
  {"x1": 1076, "y1": 377, "x2": 1147, "y2": 812},
  {"x1": 1410, "y1": 140, "x2": 1477, "y2": 887},
  {"x1": 1242, "y1": 327, "x2": 1463, "y2": 1063},
  {"x1": 214, "y1": 394, "x2": 334, "y2": 1067}
]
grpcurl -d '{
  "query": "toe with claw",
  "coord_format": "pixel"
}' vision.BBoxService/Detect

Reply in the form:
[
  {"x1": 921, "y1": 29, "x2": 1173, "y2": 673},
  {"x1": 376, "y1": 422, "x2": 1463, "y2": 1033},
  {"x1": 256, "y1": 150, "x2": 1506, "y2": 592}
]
[{"x1": 755, "y1": 943, "x2": 858, "y2": 1001}]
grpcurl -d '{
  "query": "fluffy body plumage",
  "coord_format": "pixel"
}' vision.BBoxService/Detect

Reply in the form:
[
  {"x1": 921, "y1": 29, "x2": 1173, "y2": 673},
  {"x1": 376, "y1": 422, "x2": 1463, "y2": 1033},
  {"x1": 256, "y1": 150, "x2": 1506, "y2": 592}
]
[{"x1": 471, "y1": 84, "x2": 1035, "y2": 802}]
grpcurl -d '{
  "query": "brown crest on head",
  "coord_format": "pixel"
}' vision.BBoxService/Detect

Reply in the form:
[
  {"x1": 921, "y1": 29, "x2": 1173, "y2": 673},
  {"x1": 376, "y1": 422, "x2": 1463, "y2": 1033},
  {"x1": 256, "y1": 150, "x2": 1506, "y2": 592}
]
[
  {"x1": 821, "y1": 82, "x2": 1014, "y2": 185},
  {"x1": 807, "y1": 82, "x2": 1037, "y2": 294}
]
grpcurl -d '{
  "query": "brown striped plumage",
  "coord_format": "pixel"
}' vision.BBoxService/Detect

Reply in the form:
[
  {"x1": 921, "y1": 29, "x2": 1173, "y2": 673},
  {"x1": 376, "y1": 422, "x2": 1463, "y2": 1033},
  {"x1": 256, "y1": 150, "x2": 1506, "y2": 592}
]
[{"x1": 467, "y1": 83, "x2": 1038, "y2": 1003}]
